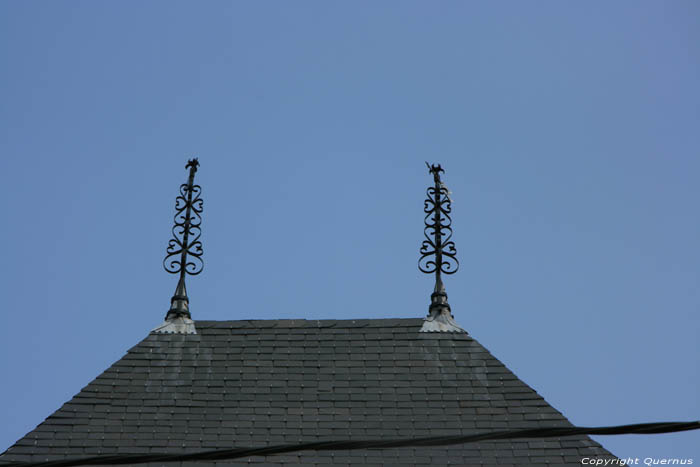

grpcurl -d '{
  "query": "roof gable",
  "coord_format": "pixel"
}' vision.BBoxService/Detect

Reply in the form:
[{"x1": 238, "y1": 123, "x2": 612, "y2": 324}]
[{"x1": 1, "y1": 319, "x2": 612, "y2": 465}]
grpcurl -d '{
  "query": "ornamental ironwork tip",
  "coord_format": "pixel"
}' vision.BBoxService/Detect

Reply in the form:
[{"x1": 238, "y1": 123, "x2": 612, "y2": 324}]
[
  {"x1": 419, "y1": 162, "x2": 465, "y2": 333},
  {"x1": 163, "y1": 158, "x2": 203, "y2": 321}
]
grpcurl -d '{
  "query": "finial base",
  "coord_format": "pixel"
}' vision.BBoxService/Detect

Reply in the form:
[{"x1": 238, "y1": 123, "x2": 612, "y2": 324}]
[
  {"x1": 165, "y1": 301, "x2": 190, "y2": 320},
  {"x1": 420, "y1": 287, "x2": 466, "y2": 333},
  {"x1": 420, "y1": 306, "x2": 466, "y2": 333},
  {"x1": 165, "y1": 277, "x2": 191, "y2": 320}
]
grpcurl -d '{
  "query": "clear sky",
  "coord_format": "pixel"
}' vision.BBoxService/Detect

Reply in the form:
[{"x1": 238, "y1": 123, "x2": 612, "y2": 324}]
[{"x1": 1, "y1": 0, "x2": 698, "y2": 460}]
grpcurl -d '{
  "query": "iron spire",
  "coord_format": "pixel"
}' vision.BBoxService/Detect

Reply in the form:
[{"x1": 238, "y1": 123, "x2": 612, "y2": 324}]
[
  {"x1": 162, "y1": 158, "x2": 204, "y2": 321},
  {"x1": 418, "y1": 162, "x2": 464, "y2": 332}
]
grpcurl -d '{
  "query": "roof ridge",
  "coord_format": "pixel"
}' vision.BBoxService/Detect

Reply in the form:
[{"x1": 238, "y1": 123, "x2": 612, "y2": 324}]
[{"x1": 193, "y1": 317, "x2": 425, "y2": 329}]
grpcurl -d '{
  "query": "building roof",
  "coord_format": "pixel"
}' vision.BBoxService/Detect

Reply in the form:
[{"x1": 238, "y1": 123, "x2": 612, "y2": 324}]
[{"x1": 1, "y1": 318, "x2": 613, "y2": 465}]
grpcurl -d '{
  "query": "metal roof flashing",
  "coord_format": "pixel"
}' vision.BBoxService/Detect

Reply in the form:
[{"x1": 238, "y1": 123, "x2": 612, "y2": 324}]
[
  {"x1": 151, "y1": 316, "x2": 197, "y2": 334},
  {"x1": 420, "y1": 308, "x2": 466, "y2": 333}
]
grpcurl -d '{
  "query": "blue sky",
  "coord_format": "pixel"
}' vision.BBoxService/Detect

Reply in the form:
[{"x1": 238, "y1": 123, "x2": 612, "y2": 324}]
[{"x1": 1, "y1": 0, "x2": 698, "y2": 460}]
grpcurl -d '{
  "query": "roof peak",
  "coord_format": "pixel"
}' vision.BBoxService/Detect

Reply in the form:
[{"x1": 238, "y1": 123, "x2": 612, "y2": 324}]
[{"x1": 2, "y1": 313, "x2": 612, "y2": 463}]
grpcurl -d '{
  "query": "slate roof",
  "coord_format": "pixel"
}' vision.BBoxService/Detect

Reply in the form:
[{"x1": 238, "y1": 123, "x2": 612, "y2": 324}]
[{"x1": 1, "y1": 318, "x2": 614, "y2": 466}]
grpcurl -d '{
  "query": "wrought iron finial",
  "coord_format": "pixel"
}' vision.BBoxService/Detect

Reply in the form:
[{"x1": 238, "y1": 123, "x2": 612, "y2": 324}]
[
  {"x1": 419, "y1": 162, "x2": 464, "y2": 332},
  {"x1": 163, "y1": 158, "x2": 203, "y2": 320},
  {"x1": 419, "y1": 162, "x2": 459, "y2": 277}
]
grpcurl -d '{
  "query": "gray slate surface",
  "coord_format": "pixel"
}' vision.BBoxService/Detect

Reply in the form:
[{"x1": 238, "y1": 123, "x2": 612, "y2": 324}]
[{"x1": 1, "y1": 318, "x2": 614, "y2": 466}]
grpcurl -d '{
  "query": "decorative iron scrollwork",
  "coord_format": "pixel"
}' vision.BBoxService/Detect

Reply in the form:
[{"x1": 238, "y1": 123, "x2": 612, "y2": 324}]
[
  {"x1": 419, "y1": 162, "x2": 459, "y2": 275},
  {"x1": 162, "y1": 158, "x2": 203, "y2": 321},
  {"x1": 163, "y1": 159, "x2": 204, "y2": 276}
]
